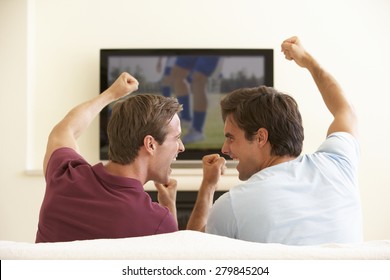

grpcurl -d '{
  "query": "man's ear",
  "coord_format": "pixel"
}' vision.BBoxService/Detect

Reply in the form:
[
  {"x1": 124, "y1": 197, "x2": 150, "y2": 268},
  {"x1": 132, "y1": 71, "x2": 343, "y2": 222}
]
[
  {"x1": 144, "y1": 135, "x2": 156, "y2": 154},
  {"x1": 256, "y1": 128, "x2": 268, "y2": 147}
]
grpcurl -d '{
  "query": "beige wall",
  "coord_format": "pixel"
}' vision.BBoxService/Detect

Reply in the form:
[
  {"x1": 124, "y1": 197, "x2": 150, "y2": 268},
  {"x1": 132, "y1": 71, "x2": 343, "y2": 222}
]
[{"x1": 1, "y1": 0, "x2": 389, "y2": 242}]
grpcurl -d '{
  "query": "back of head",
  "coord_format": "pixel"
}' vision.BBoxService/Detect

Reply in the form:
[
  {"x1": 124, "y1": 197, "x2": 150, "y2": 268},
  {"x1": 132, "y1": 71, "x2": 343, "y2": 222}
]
[
  {"x1": 220, "y1": 86, "x2": 304, "y2": 157},
  {"x1": 107, "y1": 94, "x2": 182, "y2": 164}
]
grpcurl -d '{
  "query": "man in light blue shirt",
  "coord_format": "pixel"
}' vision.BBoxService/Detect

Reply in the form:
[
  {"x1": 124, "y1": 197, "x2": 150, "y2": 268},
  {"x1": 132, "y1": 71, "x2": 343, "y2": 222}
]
[{"x1": 187, "y1": 36, "x2": 363, "y2": 245}]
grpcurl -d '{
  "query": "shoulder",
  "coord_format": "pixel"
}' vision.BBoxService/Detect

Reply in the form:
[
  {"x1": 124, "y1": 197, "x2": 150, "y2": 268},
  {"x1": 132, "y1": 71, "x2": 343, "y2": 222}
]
[
  {"x1": 323, "y1": 132, "x2": 358, "y2": 146},
  {"x1": 316, "y1": 132, "x2": 360, "y2": 164},
  {"x1": 45, "y1": 147, "x2": 89, "y2": 181},
  {"x1": 304, "y1": 132, "x2": 360, "y2": 182},
  {"x1": 206, "y1": 191, "x2": 237, "y2": 237},
  {"x1": 47, "y1": 147, "x2": 88, "y2": 167},
  {"x1": 213, "y1": 191, "x2": 233, "y2": 209},
  {"x1": 208, "y1": 191, "x2": 234, "y2": 221},
  {"x1": 320, "y1": 132, "x2": 359, "y2": 150}
]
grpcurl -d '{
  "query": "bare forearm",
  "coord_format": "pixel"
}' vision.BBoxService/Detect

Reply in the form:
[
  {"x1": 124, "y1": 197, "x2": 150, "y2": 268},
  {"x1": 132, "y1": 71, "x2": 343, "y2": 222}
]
[
  {"x1": 166, "y1": 203, "x2": 177, "y2": 226},
  {"x1": 155, "y1": 180, "x2": 178, "y2": 227},
  {"x1": 281, "y1": 37, "x2": 357, "y2": 137},
  {"x1": 305, "y1": 54, "x2": 357, "y2": 137},
  {"x1": 159, "y1": 196, "x2": 177, "y2": 225},
  {"x1": 186, "y1": 183, "x2": 215, "y2": 231},
  {"x1": 59, "y1": 92, "x2": 113, "y2": 139},
  {"x1": 44, "y1": 89, "x2": 120, "y2": 173},
  {"x1": 158, "y1": 196, "x2": 177, "y2": 226},
  {"x1": 187, "y1": 154, "x2": 226, "y2": 231},
  {"x1": 305, "y1": 56, "x2": 349, "y2": 115},
  {"x1": 43, "y1": 72, "x2": 138, "y2": 174}
]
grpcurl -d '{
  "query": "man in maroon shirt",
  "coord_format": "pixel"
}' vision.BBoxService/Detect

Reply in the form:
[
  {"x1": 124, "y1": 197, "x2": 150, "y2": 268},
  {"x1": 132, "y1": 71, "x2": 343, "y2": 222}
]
[{"x1": 36, "y1": 72, "x2": 185, "y2": 242}]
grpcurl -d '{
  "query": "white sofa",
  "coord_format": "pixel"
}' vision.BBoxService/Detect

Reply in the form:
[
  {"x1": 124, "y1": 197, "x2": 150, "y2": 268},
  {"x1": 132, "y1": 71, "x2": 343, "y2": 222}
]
[{"x1": 1, "y1": 230, "x2": 389, "y2": 260}]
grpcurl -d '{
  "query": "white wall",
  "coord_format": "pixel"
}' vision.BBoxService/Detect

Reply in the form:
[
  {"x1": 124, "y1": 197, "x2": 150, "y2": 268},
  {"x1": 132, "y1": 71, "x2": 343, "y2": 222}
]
[{"x1": 1, "y1": 0, "x2": 389, "y2": 242}]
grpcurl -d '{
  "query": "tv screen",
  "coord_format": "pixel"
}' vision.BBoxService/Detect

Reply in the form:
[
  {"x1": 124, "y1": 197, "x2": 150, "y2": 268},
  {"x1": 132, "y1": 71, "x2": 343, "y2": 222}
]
[{"x1": 100, "y1": 49, "x2": 274, "y2": 165}]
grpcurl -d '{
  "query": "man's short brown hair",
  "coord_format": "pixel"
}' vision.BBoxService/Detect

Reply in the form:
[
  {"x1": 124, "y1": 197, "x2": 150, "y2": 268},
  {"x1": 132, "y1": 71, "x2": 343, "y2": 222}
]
[{"x1": 107, "y1": 94, "x2": 182, "y2": 164}]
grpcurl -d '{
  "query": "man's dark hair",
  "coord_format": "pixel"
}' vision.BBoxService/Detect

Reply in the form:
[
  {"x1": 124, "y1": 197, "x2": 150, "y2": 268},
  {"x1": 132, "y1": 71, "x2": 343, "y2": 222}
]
[{"x1": 220, "y1": 86, "x2": 304, "y2": 157}]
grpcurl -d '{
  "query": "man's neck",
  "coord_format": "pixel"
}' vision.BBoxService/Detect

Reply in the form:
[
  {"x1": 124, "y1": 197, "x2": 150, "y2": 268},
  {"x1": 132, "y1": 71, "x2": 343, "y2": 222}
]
[
  {"x1": 103, "y1": 160, "x2": 146, "y2": 184},
  {"x1": 264, "y1": 155, "x2": 297, "y2": 169}
]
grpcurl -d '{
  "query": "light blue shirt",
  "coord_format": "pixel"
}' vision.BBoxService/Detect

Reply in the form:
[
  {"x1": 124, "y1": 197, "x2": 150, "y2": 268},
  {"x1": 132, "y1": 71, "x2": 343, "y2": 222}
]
[{"x1": 206, "y1": 132, "x2": 363, "y2": 245}]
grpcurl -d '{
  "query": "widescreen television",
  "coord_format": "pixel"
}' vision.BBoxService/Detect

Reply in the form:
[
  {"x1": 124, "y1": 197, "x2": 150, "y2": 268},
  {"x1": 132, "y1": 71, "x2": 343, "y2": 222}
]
[{"x1": 100, "y1": 49, "x2": 274, "y2": 166}]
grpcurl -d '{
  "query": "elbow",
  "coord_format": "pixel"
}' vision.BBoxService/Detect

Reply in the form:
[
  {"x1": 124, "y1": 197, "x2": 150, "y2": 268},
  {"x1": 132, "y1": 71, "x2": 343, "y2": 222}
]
[{"x1": 331, "y1": 106, "x2": 359, "y2": 138}]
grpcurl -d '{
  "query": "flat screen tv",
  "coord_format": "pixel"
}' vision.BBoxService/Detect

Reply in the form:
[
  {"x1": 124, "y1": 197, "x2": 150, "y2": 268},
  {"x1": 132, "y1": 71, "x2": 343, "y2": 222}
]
[{"x1": 100, "y1": 49, "x2": 274, "y2": 167}]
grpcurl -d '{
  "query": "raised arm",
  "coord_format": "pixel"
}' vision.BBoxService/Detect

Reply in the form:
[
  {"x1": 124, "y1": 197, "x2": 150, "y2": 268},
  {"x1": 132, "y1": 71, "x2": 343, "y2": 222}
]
[
  {"x1": 281, "y1": 36, "x2": 358, "y2": 138},
  {"x1": 186, "y1": 154, "x2": 226, "y2": 231},
  {"x1": 43, "y1": 72, "x2": 139, "y2": 175}
]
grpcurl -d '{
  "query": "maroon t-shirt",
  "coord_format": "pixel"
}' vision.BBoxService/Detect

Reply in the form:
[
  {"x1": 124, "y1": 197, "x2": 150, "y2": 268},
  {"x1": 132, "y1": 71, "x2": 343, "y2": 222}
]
[{"x1": 35, "y1": 148, "x2": 178, "y2": 243}]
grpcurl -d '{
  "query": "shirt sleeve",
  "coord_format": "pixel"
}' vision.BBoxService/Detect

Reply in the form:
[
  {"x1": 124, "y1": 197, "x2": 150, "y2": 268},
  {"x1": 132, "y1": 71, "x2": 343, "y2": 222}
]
[
  {"x1": 205, "y1": 192, "x2": 237, "y2": 238},
  {"x1": 45, "y1": 147, "x2": 88, "y2": 183},
  {"x1": 318, "y1": 132, "x2": 359, "y2": 160},
  {"x1": 317, "y1": 132, "x2": 360, "y2": 186},
  {"x1": 155, "y1": 210, "x2": 179, "y2": 234}
]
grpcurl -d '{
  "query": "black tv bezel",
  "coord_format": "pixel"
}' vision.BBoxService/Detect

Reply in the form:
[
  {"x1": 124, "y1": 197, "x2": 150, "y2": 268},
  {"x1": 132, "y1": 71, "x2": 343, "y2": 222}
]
[{"x1": 99, "y1": 48, "x2": 274, "y2": 166}]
